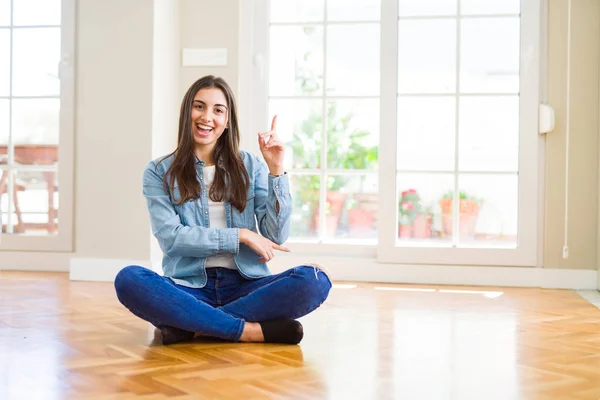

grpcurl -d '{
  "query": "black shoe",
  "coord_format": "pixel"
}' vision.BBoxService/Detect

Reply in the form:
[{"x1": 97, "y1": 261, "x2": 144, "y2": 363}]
[
  {"x1": 160, "y1": 326, "x2": 195, "y2": 345},
  {"x1": 258, "y1": 319, "x2": 304, "y2": 344}
]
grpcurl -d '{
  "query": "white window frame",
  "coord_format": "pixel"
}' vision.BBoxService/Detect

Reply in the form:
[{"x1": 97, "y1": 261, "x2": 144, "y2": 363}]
[
  {"x1": 378, "y1": 0, "x2": 542, "y2": 267},
  {"x1": 0, "y1": 0, "x2": 75, "y2": 252},
  {"x1": 241, "y1": 0, "x2": 543, "y2": 266}
]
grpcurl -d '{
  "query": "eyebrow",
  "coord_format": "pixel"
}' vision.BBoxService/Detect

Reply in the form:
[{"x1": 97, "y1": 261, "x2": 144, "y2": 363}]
[{"x1": 193, "y1": 100, "x2": 228, "y2": 109}]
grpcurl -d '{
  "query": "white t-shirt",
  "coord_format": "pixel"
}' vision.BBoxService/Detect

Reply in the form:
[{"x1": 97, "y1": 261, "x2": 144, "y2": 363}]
[{"x1": 203, "y1": 165, "x2": 237, "y2": 270}]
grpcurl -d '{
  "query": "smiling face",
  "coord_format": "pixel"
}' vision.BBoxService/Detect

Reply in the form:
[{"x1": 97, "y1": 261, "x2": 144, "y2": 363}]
[{"x1": 191, "y1": 87, "x2": 229, "y2": 159}]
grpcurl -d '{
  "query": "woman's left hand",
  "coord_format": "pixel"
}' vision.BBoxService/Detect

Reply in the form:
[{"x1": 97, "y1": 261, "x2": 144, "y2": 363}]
[{"x1": 258, "y1": 115, "x2": 285, "y2": 176}]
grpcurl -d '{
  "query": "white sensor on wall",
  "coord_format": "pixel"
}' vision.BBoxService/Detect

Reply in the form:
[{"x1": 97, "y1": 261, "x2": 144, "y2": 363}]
[
  {"x1": 539, "y1": 103, "x2": 555, "y2": 134},
  {"x1": 182, "y1": 48, "x2": 227, "y2": 67}
]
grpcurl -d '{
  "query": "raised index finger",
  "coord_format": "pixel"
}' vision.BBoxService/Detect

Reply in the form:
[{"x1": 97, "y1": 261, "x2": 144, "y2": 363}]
[{"x1": 271, "y1": 115, "x2": 278, "y2": 131}]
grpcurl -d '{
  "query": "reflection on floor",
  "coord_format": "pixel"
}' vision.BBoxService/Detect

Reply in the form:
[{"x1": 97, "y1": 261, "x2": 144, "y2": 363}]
[{"x1": 1, "y1": 271, "x2": 600, "y2": 399}]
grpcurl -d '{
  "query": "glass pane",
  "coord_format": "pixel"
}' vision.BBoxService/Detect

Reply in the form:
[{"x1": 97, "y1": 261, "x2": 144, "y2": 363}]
[
  {"x1": 0, "y1": 100, "x2": 8, "y2": 161},
  {"x1": 269, "y1": 99, "x2": 322, "y2": 170},
  {"x1": 269, "y1": 26, "x2": 323, "y2": 97},
  {"x1": 327, "y1": 99, "x2": 379, "y2": 170},
  {"x1": 327, "y1": 24, "x2": 379, "y2": 96},
  {"x1": 12, "y1": 98, "x2": 59, "y2": 148},
  {"x1": 327, "y1": 0, "x2": 380, "y2": 21},
  {"x1": 12, "y1": 28, "x2": 60, "y2": 96},
  {"x1": 0, "y1": 29, "x2": 9, "y2": 96},
  {"x1": 398, "y1": 19, "x2": 456, "y2": 94},
  {"x1": 270, "y1": 0, "x2": 323, "y2": 23},
  {"x1": 11, "y1": 169, "x2": 58, "y2": 234},
  {"x1": 397, "y1": 173, "x2": 453, "y2": 244},
  {"x1": 329, "y1": 174, "x2": 378, "y2": 241},
  {"x1": 0, "y1": 0, "x2": 9, "y2": 25},
  {"x1": 13, "y1": 0, "x2": 61, "y2": 26},
  {"x1": 397, "y1": 96, "x2": 455, "y2": 171},
  {"x1": 460, "y1": 18, "x2": 519, "y2": 94},
  {"x1": 461, "y1": 0, "x2": 520, "y2": 15},
  {"x1": 399, "y1": 0, "x2": 456, "y2": 17},
  {"x1": 457, "y1": 174, "x2": 517, "y2": 247},
  {"x1": 323, "y1": 174, "x2": 350, "y2": 239},
  {"x1": 290, "y1": 174, "x2": 320, "y2": 239},
  {"x1": 459, "y1": 96, "x2": 519, "y2": 172}
]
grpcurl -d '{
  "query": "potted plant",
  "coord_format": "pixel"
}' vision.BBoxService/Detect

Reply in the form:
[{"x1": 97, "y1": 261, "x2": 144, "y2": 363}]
[
  {"x1": 398, "y1": 189, "x2": 420, "y2": 238},
  {"x1": 397, "y1": 189, "x2": 434, "y2": 238},
  {"x1": 439, "y1": 191, "x2": 482, "y2": 238},
  {"x1": 287, "y1": 102, "x2": 378, "y2": 237},
  {"x1": 412, "y1": 205, "x2": 433, "y2": 238},
  {"x1": 286, "y1": 43, "x2": 378, "y2": 237}
]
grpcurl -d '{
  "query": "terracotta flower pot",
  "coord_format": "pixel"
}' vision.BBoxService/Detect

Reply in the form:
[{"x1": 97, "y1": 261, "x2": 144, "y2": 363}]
[
  {"x1": 312, "y1": 191, "x2": 348, "y2": 236},
  {"x1": 439, "y1": 198, "x2": 480, "y2": 237},
  {"x1": 398, "y1": 224, "x2": 413, "y2": 238},
  {"x1": 412, "y1": 214, "x2": 432, "y2": 238}
]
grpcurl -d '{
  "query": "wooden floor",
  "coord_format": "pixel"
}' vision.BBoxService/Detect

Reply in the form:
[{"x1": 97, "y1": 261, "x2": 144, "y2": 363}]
[{"x1": 1, "y1": 272, "x2": 600, "y2": 400}]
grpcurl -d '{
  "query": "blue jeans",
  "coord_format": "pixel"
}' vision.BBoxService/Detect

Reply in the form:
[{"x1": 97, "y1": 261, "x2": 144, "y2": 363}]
[{"x1": 114, "y1": 264, "x2": 332, "y2": 342}]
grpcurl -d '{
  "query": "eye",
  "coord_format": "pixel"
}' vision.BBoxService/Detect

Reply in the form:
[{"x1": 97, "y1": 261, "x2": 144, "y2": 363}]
[{"x1": 215, "y1": 108, "x2": 225, "y2": 114}]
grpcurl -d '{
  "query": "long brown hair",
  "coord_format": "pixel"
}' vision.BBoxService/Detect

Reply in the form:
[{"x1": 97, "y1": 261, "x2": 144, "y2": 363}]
[{"x1": 158, "y1": 76, "x2": 250, "y2": 211}]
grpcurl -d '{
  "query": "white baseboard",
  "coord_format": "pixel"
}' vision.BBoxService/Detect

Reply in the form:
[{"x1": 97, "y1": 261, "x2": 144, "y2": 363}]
[
  {"x1": 66, "y1": 255, "x2": 598, "y2": 290},
  {"x1": 539, "y1": 268, "x2": 598, "y2": 289},
  {"x1": 0, "y1": 252, "x2": 71, "y2": 272},
  {"x1": 269, "y1": 255, "x2": 598, "y2": 290},
  {"x1": 69, "y1": 258, "x2": 151, "y2": 282}
]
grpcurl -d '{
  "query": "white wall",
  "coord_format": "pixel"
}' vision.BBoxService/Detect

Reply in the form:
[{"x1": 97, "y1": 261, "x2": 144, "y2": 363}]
[
  {"x1": 152, "y1": 0, "x2": 180, "y2": 161},
  {"x1": 151, "y1": 0, "x2": 181, "y2": 268},
  {"x1": 179, "y1": 0, "x2": 239, "y2": 95},
  {"x1": 545, "y1": 0, "x2": 600, "y2": 270},
  {"x1": 74, "y1": 0, "x2": 154, "y2": 263}
]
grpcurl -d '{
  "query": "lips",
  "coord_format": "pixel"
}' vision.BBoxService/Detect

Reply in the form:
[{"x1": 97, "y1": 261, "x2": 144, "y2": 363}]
[{"x1": 196, "y1": 124, "x2": 213, "y2": 137}]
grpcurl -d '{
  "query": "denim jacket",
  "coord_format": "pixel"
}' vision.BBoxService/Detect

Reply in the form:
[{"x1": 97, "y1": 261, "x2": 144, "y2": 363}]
[{"x1": 142, "y1": 150, "x2": 292, "y2": 288}]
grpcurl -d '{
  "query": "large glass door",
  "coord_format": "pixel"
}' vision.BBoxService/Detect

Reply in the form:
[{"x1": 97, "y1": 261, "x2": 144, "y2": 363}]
[
  {"x1": 378, "y1": 0, "x2": 541, "y2": 266},
  {"x1": 247, "y1": 0, "x2": 542, "y2": 266}
]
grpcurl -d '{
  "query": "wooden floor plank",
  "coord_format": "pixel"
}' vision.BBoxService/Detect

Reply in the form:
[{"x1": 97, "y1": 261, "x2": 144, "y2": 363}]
[{"x1": 1, "y1": 271, "x2": 600, "y2": 399}]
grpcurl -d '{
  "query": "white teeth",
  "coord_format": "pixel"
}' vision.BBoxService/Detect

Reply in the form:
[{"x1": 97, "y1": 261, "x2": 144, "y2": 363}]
[{"x1": 197, "y1": 124, "x2": 213, "y2": 130}]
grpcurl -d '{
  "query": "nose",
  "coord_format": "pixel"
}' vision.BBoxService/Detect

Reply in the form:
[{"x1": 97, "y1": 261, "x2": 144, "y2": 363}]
[{"x1": 198, "y1": 111, "x2": 210, "y2": 123}]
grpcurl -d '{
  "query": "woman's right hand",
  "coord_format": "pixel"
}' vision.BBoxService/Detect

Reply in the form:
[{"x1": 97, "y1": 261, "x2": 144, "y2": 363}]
[{"x1": 239, "y1": 228, "x2": 291, "y2": 263}]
